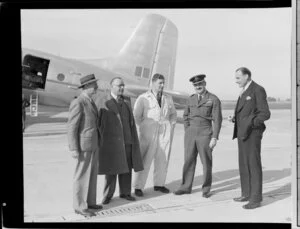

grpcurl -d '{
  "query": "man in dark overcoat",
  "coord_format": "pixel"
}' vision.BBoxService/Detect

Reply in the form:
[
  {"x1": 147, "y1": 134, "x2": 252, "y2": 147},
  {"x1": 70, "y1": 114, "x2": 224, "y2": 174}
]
[
  {"x1": 93, "y1": 77, "x2": 144, "y2": 205},
  {"x1": 174, "y1": 74, "x2": 222, "y2": 198},
  {"x1": 230, "y1": 67, "x2": 270, "y2": 209}
]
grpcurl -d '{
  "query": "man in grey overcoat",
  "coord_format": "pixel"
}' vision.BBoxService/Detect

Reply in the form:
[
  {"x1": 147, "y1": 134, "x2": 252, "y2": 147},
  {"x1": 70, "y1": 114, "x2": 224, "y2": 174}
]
[
  {"x1": 67, "y1": 74, "x2": 103, "y2": 217},
  {"x1": 94, "y1": 77, "x2": 144, "y2": 205}
]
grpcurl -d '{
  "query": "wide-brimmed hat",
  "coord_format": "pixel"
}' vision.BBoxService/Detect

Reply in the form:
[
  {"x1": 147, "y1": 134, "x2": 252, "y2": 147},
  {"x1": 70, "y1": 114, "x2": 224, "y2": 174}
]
[
  {"x1": 78, "y1": 74, "x2": 98, "y2": 88},
  {"x1": 189, "y1": 74, "x2": 206, "y2": 85}
]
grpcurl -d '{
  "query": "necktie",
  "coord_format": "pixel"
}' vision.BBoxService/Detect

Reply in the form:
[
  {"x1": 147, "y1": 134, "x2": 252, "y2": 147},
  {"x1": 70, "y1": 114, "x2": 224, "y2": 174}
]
[
  {"x1": 117, "y1": 95, "x2": 123, "y2": 105},
  {"x1": 239, "y1": 88, "x2": 245, "y2": 98},
  {"x1": 198, "y1": 94, "x2": 201, "y2": 103},
  {"x1": 157, "y1": 93, "x2": 162, "y2": 107}
]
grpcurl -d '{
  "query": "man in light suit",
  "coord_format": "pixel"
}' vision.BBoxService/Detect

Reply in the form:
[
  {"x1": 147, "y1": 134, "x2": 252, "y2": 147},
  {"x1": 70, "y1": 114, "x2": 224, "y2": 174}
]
[
  {"x1": 133, "y1": 73, "x2": 177, "y2": 197},
  {"x1": 67, "y1": 74, "x2": 102, "y2": 217},
  {"x1": 93, "y1": 77, "x2": 144, "y2": 205},
  {"x1": 229, "y1": 67, "x2": 270, "y2": 209},
  {"x1": 174, "y1": 74, "x2": 222, "y2": 197}
]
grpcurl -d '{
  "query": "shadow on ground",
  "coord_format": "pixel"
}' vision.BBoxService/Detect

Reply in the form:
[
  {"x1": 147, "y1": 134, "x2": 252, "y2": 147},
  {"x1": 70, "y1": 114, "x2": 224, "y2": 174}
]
[{"x1": 101, "y1": 168, "x2": 291, "y2": 210}]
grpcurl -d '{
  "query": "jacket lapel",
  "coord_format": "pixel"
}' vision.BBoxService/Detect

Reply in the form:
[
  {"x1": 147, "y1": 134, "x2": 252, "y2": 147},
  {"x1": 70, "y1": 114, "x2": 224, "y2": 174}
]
[
  {"x1": 105, "y1": 93, "x2": 119, "y2": 115},
  {"x1": 236, "y1": 81, "x2": 255, "y2": 113},
  {"x1": 80, "y1": 94, "x2": 98, "y2": 118},
  {"x1": 105, "y1": 93, "x2": 123, "y2": 128}
]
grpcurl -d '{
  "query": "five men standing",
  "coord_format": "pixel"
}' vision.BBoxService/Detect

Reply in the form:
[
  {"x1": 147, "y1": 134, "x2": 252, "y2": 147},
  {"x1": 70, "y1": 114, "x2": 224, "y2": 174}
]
[
  {"x1": 230, "y1": 67, "x2": 271, "y2": 209},
  {"x1": 133, "y1": 73, "x2": 177, "y2": 196},
  {"x1": 67, "y1": 68, "x2": 270, "y2": 216},
  {"x1": 174, "y1": 74, "x2": 222, "y2": 197}
]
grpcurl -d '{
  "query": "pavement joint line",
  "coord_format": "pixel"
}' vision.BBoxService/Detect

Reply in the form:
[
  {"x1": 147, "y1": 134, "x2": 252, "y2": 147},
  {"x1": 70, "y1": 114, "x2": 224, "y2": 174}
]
[{"x1": 24, "y1": 132, "x2": 67, "y2": 137}]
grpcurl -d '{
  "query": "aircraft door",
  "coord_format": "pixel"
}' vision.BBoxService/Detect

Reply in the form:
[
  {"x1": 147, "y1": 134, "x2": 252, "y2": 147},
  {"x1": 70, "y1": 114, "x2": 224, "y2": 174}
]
[{"x1": 22, "y1": 54, "x2": 50, "y2": 90}]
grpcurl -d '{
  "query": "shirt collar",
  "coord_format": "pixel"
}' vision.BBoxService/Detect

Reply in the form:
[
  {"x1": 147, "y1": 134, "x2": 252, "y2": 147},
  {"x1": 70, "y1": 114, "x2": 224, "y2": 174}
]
[
  {"x1": 111, "y1": 92, "x2": 117, "y2": 100},
  {"x1": 151, "y1": 90, "x2": 162, "y2": 98},
  {"x1": 82, "y1": 91, "x2": 92, "y2": 102},
  {"x1": 197, "y1": 89, "x2": 207, "y2": 98},
  {"x1": 243, "y1": 80, "x2": 252, "y2": 92}
]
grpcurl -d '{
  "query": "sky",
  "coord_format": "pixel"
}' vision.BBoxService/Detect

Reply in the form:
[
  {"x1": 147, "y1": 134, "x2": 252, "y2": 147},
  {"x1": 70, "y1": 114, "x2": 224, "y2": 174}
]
[{"x1": 21, "y1": 8, "x2": 292, "y2": 100}]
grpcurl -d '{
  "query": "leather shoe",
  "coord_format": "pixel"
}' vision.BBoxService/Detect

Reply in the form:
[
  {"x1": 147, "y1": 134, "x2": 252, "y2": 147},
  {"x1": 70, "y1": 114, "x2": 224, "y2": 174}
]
[
  {"x1": 120, "y1": 194, "x2": 136, "y2": 201},
  {"x1": 202, "y1": 192, "x2": 212, "y2": 198},
  {"x1": 88, "y1": 204, "x2": 103, "y2": 210},
  {"x1": 154, "y1": 186, "x2": 170, "y2": 193},
  {"x1": 135, "y1": 189, "x2": 144, "y2": 197},
  {"x1": 243, "y1": 202, "x2": 261, "y2": 209},
  {"x1": 233, "y1": 196, "x2": 249, "y2": 202},
  {"x1": 102, "y1": 197, "x2": 111, "y2": 205},
  {"x1": 74, "y1": 209, "x2": 96, "y2": 217},
  {"x1": 173, "y1": 190, "x2": 191, "y2": 195}
]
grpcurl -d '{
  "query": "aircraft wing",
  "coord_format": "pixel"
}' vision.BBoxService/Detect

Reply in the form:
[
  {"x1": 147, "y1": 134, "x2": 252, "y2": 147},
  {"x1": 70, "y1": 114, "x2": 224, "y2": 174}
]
[{"x1": 124, "y1": 84, "x2": 189, "y2": 109}]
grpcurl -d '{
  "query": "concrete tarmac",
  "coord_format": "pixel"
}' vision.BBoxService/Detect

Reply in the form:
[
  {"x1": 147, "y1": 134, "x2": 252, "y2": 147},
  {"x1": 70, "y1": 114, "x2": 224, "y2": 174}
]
[{"x1": 23, "y1": 106, "x2": 292, "y2": 222}]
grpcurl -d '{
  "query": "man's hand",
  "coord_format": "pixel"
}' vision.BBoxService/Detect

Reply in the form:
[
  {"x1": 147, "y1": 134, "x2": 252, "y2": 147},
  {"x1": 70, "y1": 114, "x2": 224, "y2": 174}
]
[
  {"x1": 209, "y1": 138, "x2": 217, "y2": 150},
  {"x1": 71, "y1": 150, "x2": 80, "y2": 159}
]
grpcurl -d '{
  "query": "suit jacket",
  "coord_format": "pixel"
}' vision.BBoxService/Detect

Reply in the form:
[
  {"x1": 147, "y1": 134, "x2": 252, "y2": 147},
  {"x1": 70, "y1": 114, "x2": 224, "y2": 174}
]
[
  {"x1": 94, "y1": 92, "x2": 144, "y2": 175},
  {"x1": 233, "y1": 81, "x2": 271, "y2": 141},
  {"x1": 67, "y1": 93, "x2": 99, "y2": 152},
  {"x1": 183, "y1": 90, "x2": 222, "y2": 139}
]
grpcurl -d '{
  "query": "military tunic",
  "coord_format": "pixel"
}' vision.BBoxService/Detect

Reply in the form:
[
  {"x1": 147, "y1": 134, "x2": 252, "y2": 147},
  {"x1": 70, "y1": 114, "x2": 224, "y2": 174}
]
[{"x1": 178, "y1": 90, "x2": 222, "y2": 193}]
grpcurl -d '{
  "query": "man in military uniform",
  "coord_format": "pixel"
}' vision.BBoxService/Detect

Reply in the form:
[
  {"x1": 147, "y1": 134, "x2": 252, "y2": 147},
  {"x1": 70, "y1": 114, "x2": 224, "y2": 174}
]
[{"x1": 174, "y1": 74, "x2": 222, "y2": 197}]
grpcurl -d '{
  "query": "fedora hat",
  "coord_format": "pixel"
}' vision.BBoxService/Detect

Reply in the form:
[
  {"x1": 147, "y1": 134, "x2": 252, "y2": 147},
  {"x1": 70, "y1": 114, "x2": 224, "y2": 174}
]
[{"x1": 78, "y1": 74, "x2": 98, "y2": 88}]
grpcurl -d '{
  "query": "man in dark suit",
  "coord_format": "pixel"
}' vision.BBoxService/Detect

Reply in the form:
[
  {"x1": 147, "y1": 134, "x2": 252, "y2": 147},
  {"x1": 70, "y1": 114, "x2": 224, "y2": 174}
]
[
  {"x1": 174, "y1": 74, "x2": 222, "y2": 198},
  {"x1": 93, "y1": 77, "x2": 144, "y2": 205},
  {"x1": 67, "y1": 74, "x2": 103, "y2": 217},
  {"x1": 229, "y1": 67, "x2": 271, "y2": 209}
]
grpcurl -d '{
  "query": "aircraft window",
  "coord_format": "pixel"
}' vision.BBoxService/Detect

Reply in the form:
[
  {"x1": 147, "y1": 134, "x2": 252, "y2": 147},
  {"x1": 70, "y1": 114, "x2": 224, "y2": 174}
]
[
  {"x1": 135, "y1": 66, "x2": 142, "y2": 77},
  {"x1": 57, "y1": 73, "x2": 65, "y2": 81},
  {"x1": 142, "y1": 68, "x2": 150, "y2": 78},
  {"x1": 22, "y1": 54, "x2": 50, "y2": 90}
]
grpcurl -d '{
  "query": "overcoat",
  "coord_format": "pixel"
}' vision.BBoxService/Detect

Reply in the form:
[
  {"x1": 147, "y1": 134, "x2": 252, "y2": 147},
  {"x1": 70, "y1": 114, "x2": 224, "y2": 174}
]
[{"x1": 94, "y1": 92, "x2": 144, "y2": 175}]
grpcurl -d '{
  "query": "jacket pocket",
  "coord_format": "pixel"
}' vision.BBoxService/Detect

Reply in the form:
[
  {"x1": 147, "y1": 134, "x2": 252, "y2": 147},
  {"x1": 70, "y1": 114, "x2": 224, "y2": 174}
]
[{"x1": 80, "y1": 130, "x2": 97, "y2": 152}]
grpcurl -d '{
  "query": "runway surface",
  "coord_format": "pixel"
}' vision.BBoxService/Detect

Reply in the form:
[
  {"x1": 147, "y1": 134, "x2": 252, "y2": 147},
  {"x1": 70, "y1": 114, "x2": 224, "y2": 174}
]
[{"x1": 23, "y1": 107, "x2": 292, "y2": 222}]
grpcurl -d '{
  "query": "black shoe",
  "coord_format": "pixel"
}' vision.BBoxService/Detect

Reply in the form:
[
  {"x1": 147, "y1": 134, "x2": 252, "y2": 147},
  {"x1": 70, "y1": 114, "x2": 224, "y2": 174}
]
[
  {"x1": 75, "y1": 209, "x2": 96, "y2": 217},
  {"x1": 173, "y1": 190, "x2": 191, "y2": 195},
  {"x1": 120, "y1": 194, "x2": 136, "y2": 201},
  {"x1": 135, "y1": 189, "x2": 144, "y2": 197},
  {"x1": 88, "y1": 204, "x2": 103, "y2": 210},
  {"x1": 242, "y1": 202, "x2": 261, "y2": 209},
  {"x1": 102, "y1": 197, "x2": 111, "y2": 205},
  {"x1": 233, "y1": 196, "x2": 249, "y2": 202},
  {"x1": 202, "y1": 192, "x2": 212, "y2": 198},
  {"x1": 154, "y1": 186, "x2": 170, "y2": 193}
]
